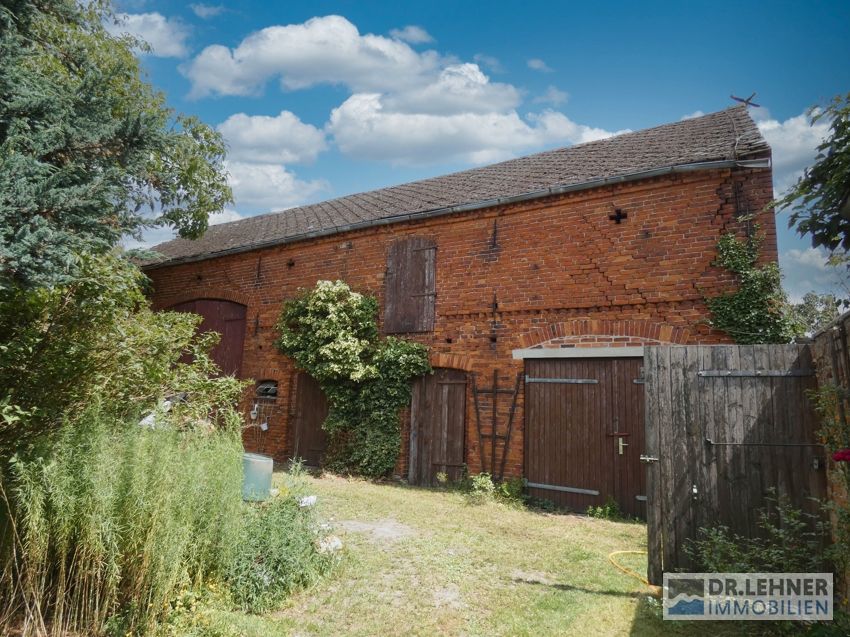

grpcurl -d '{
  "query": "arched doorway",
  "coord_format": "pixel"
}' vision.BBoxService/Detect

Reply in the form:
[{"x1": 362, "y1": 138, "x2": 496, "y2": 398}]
[{"x1": 169, "y1": 299, "x2": 247, "y2": 377}]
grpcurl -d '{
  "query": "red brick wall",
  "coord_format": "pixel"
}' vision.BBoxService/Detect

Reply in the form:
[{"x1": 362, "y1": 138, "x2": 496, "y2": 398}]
[{"x1": 145, "y1": 165, "x2": 777, "y2": 479}]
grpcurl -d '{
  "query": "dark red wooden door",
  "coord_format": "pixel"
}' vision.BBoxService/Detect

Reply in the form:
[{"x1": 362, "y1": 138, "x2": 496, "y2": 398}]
[
  {"x1": 292, "y1": 372, "x2": 329, "y2": 467},
  {"x1": 409, "y1": 368, "x2": 467, "y2": 485},
  {"x1": 170, "y1": 299, "x2": 247, "y2": 377},
  {"x1": 524, "y1": 358, "x2": 646, "y2": 517}
]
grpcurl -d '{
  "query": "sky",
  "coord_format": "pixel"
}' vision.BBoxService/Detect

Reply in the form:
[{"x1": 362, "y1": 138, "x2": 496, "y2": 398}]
[{"x1": 113, "y1": 0, "x2": 850, "y2": 301}]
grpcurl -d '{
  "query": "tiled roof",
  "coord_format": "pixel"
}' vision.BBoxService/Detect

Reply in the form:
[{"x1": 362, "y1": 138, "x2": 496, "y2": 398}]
[{"x1": 143, "y1": 106, "x2": 768, "y2": 268}]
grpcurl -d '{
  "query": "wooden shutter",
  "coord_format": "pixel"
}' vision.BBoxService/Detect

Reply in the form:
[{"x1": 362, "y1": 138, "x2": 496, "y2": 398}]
[{"x1": 384, "y1": 237, "x2": 436, "y2": 333}]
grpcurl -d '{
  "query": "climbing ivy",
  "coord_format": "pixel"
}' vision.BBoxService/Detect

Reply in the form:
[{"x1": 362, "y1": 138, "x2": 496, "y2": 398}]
[
  {"x1": 706, "y1": 231, "x2": 800, "y2": 344},
  {"x1": 276, "y1": 281, "x2": 431, "y2": 477}
]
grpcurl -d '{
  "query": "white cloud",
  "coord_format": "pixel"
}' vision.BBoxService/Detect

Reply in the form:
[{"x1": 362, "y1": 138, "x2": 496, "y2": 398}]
[
  {"x1": 186, "y1": 15, "x2": 624, "y2": 169},
  {"x1": 328, "y1": 95, "x2": 622, "y2": 165},
  {"x1": 190, "y1": 4, "x2": 225, "y2": 19},
  {"x1": 680, "y1": 110, "x2": 705, "y2": 120},
  {"x1": 757, "y1": 109, "x2": 830, "y2": 196},
  {"x1": 106, "y1": 13, "x2": 190, "y2": 58},
  {"x1": 209, "y1": 208, "x2": 244, "y2": 225},
  {"x1": 785, "y1": 246, "x2": 832, "y2": 271},
  {"x1": 527, "y1": 58, "x2": 553, "y2": 73},
  {"x1": 182, "y1": 15, "x2": 442, "y2": 98},
  {"x1": 781, "y1": 246, "x2": 847, "y2": 302},
  {"x1": 389, "y1": 25, "x2": 433, "y2": 44},
  {"x1": 218, "y1": 110, "x2": 327, "y2": 164},
  {"x1": 533, "y1": 85, "x2": 569, "y2": 106},
  {"x1": 473, "y1": 53, "x2": 504, "y2": 74},
  {"x1": 226, "y1": 161, "x2": 328, "y2": 210},
  {"x1": 383, "y1": 63, "x2": 520, "y2": 115}
]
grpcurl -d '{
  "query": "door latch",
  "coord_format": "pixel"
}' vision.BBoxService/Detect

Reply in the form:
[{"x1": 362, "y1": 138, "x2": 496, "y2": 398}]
[
  {"x1": 640, "y1": 454, "x2": 659, "y2": 463},
  {"x1": 618, "y1": 437, "x2": 628, "y2": 455}
]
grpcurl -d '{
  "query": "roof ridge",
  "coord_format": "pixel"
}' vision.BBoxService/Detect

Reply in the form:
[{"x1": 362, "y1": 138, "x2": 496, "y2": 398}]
[
  {"x1": 256, "y1": 105, "x2": 754, "y2": 218},
  {"x1": 143, "y1": 104, "x2": 768, "y2": 268}
]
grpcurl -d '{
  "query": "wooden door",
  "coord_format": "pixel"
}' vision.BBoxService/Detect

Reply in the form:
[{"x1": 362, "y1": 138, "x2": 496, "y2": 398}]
[
  {"x1": 524, "y1": 358, "x2": 645, "y2": 516},
  {"x1": 170, "y1": 299, "x2": 247, "y2": 376},
  {"x1": 292, "y1": 372, "x2": 329, "y2": 467},
  {"x1": 409, "y1": 368, "x2": 467, "y2": 485},
  {"x1": 610, "y1": 358, "x2": 647, "y2": 518}
]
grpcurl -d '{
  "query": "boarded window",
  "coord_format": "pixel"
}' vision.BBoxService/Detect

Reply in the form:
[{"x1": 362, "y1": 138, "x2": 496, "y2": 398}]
[{"x1": 384, "y1": 237, "x2": 436, "y2": 333}]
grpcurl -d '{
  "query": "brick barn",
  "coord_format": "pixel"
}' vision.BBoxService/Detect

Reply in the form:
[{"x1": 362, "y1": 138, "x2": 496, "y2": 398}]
[{"x1": 143, "y1": 106, "x2": 775, "y2": 516}]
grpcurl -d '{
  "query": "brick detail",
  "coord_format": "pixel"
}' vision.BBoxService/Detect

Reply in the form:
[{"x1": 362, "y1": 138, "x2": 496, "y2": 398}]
[
  {"x1": 429, "y1": 352, "x2": 475, "y2": 372},
  {"x1": 520, "y1": 319, "x2": 691, "y2": 349}
]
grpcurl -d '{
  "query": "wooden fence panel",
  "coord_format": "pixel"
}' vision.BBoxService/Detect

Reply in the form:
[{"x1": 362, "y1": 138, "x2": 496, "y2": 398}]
[{"x1": 645, "y1": 344, "x2": 826, "y2": 584}]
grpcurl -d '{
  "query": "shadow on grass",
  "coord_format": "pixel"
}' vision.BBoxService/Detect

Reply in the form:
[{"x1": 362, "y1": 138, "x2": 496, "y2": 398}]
[{"x1": 511, "y1": 576, "x2": 641, "y2": 599}]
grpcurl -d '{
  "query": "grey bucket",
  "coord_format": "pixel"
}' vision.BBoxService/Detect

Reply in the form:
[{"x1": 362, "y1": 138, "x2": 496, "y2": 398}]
[{"x1": 242, "y1": 452, "x2": 273, "y2": 501}]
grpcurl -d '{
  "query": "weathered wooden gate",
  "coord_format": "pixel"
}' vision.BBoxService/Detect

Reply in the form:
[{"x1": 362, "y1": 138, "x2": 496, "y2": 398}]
[
  {"x1": 292, "y1": 372, "x2": 329, "y2": 467},
  {"x1": 169, "y1": 299, "x2": 247, "y2": 376},
  {"x1": 524, "y1": 358, "x2": 646, "y2": 516},
  {"x1": 644, "y1": 344, "x2": 827, "y2": 585},
  {"x1": 409, "y1": 368, "x2": 467, "y2": 485}
]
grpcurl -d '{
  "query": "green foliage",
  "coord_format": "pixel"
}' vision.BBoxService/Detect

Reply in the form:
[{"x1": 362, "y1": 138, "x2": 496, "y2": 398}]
[
  {"x1": 686, "y1": 492, "x2": 829, "y2": 573},
  {"x1": 792, "y1": 292, "x2": 842, "y2": 335},
  {"x1": 808, "y1": 384, "x2": 850, "y2": 576},
  {"x1": 461, "y1": 473, "x2": 526, "y2": 507},
  {"x1": 0, "y1": 404, "x2": 245, "y2": 636},
  {"x1": 586, "y1": 496, "x2": 625, "y2": 521},
  {"x1": 0, "y1": 0, "x2": 232, "y2": 290},
  {"x1": 706, "y1": 232, "x2": 799, "y2": 343},
  {"x1": 776, "y1": 93, "x2": 850, "y2": 253},
  {"x1": 276, "y1": 281, "x2": 431, "y2": 477},
  {"x1": 227, "y1": 482, "x2": 335, "y2": 614},
  {"x1": 465, "y1": 472, "x2": 497, "y2": 505},
  {"x1": 0, "y1": 252, "x2": 244, "y2": 454}
]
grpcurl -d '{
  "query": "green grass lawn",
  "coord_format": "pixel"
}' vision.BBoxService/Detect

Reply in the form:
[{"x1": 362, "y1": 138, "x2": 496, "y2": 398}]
[{"x1": 205, "y1": 473, "x2": 758, "y2": 636}]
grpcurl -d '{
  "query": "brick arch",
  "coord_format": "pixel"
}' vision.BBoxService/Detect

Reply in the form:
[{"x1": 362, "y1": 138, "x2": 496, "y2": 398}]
[
  {"x1": 517, "y1": 319, "x2": 691, "y2": 350},
  {"x1": 429, "y1": 351, "x2": 475, "y2": 372},
  {"x1": 153, "y1": 291, "x2": 252, "y2": 312}
]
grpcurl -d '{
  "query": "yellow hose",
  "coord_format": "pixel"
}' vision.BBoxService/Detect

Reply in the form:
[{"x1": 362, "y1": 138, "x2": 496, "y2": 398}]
[{"x1": 608, "y1": 550, "x2": 652, "y2": 587}]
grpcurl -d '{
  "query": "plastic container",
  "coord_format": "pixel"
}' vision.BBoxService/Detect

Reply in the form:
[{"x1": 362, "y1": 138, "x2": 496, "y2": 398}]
[{"x1": 242, "y1": 452, "x2": 273, "y2": 501}]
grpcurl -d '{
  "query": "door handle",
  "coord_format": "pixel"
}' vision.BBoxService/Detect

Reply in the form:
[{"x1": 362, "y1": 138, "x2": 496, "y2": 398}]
[{"x1": 618, "y1": 437, "x2": 628, "y2": 455}]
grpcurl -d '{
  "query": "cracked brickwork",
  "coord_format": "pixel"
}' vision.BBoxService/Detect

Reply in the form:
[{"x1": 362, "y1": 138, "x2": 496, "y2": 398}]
[{"x1": 145, "y1": 165, "x2": 776, "y2": 479}]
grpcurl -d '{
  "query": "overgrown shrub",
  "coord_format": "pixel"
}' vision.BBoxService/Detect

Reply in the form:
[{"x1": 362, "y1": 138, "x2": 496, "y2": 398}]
[
  {"x1": 276, "y1": 281, "x2": 431, "y2": 477},
  {"x1": 0, "y1": 404, "x2": 245, "y2": 636},
  {"x1": 0, "y1": 253, "x2": 242, "y2": 454},
  {"x1": 686, "y1": 492, "x2": 830, "y2": 573},
  {"x1": 227, "y1": 475, "x2": 335, "y2": 614}
]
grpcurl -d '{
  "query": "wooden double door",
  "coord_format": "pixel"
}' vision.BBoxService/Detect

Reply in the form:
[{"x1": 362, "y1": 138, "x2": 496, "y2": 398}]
[
  {"x1": 524, "y1": 358, "x2": 646, "y2": 517},
  {"x1": 409, "y1": 368, "x2": 467, "y2": 485}
]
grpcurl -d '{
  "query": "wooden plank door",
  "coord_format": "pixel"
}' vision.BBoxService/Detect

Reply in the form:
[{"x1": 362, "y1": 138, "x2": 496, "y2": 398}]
[
  {"x1": 610, "y1": 358, "x2": 647, "y2": 518},
  {"x1": 293, "y1": 372, "x2": 329, "y2": 467},
  {"x1": 409, "y1": 368, "x2": 466, "y2": 485},
  {"x1": 524, "y1": 359, "x2": 613, "y2": 510},
  {"x1": 524, "y1": 358, "x2": 645, "y2": 515},
  {"x1": 170, "y1": 299, "x2": 247, "y2": 376}
]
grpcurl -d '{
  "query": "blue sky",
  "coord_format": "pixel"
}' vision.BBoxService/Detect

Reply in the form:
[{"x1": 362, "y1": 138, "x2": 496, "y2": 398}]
[{"x1": 114, "y1": 0, "x2": 850, "y2": 300}]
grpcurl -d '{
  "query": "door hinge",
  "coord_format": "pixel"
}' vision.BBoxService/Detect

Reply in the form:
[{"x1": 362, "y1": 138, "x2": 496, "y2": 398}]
[{"x1": 640, "y1": 454, "x2": 659, "y2": 464}]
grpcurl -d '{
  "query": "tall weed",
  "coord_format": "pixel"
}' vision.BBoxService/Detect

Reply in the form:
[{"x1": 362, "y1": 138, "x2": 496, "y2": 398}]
[{"x1": 1, "y1": 405, "x2": 244, "y2": 636}]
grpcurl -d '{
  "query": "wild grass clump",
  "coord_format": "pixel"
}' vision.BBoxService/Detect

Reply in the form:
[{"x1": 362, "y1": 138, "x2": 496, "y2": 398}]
[
  {"x1": 0, "y1": 404, "x2": 244, "y2": 636},
  {"x1": 227, "y1": 471, "x2": 336, "y2": 614}
]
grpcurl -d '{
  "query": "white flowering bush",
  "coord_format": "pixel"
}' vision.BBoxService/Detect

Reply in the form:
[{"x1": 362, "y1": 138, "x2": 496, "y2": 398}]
[{"x1": 276, "y1": 281, "x2": 431, "y2": 476}]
